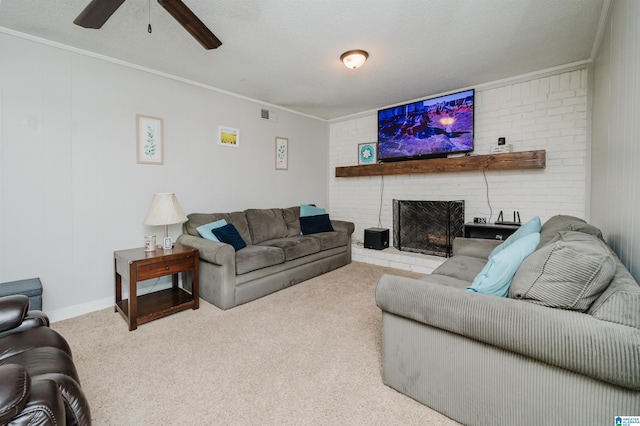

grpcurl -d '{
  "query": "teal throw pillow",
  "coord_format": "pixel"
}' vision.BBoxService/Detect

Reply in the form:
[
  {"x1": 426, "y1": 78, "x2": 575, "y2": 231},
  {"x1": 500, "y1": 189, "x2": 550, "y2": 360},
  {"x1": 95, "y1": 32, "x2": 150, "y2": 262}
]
[
  {"x1": 211, "y1": 223, "x2": 247, "y2": 251},
  {"x1": 300, "y1": 204, "x2": 326, "y2": 217},
  {"x1": 467, "y1": 232, "x2": 540, "y2": 297},
  {"x1": 489, "y1": 216, "x2": 541, "y2": 259},
  {"x1": 196, "y1": 219, "x2": 227, "y2": 242}
]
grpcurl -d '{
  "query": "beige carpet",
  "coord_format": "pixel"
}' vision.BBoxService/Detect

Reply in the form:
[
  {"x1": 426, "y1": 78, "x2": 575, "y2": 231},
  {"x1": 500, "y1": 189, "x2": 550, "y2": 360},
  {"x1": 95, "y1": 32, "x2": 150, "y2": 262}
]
[{"x1": 52, "y1": 262, "x2": 460, "y2": 425}]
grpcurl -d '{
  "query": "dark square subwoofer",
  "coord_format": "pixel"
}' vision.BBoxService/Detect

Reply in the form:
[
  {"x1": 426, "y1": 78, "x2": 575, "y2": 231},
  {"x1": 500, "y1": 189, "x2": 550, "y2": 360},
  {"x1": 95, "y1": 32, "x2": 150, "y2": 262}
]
[{"x1": 364, "y1": 228, "x2": 389, "y2": 250}]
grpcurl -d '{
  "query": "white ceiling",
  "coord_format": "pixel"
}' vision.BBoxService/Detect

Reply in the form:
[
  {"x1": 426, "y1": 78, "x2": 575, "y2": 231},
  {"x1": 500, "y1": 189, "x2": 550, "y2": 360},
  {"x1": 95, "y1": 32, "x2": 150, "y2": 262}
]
[{"x1": 0, "y1": 0, "x2": 607, "y2": 120}]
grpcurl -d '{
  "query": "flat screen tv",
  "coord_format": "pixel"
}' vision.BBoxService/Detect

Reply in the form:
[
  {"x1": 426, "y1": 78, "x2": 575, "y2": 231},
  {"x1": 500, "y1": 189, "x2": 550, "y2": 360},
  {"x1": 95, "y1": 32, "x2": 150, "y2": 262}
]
[{"x1": 377, "y1": 89, "x2": 474, "y2": 162}]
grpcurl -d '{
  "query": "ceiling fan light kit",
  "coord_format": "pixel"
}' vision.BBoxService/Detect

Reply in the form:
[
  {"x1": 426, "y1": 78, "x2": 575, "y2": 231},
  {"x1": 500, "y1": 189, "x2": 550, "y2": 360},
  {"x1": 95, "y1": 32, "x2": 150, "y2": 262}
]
[
  {"x1": 340, "y1": 50, "x2": 369, "y2": 69},
  {"x1": 74, "y1": 0, "x2": 222, "y2": 49}
]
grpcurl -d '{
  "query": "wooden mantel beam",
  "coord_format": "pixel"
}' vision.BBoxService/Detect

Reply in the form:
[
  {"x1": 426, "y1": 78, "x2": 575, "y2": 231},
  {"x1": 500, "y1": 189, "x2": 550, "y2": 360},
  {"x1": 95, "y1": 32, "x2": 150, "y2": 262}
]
[{"x1": 335, "y1": 150, "x2": 546, "y2": 178}]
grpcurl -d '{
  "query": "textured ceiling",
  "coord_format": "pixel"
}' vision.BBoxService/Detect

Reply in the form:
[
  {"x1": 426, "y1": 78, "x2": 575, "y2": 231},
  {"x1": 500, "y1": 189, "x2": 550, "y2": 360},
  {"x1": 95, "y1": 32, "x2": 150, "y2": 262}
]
[{"x1": 0, "y1": 0, "x2": 606, "y2": 120}]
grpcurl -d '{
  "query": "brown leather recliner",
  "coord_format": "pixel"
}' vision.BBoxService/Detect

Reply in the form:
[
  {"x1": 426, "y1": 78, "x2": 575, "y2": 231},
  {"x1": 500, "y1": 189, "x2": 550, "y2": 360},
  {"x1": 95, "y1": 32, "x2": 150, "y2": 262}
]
[{"x1": 0, "y1": 295, "x2": 91, "y2": 425}]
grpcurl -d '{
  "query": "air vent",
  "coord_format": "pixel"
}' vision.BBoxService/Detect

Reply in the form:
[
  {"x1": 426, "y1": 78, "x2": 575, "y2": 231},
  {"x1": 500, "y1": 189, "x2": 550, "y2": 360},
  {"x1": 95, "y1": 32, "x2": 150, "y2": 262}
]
[{"x1": 260, "y1": 108, "x2": 277, "y2": 122}]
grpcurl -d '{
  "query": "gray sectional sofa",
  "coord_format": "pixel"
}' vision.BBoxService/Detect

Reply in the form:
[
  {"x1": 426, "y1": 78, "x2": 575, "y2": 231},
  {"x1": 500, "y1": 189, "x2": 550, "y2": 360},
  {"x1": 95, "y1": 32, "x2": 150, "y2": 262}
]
[
  {"x1": 177, "y1": 206, "x2": 354, "y2": 310},
  {"x1": 375, "y1": 215, "x2": 640, "y2": 425}
]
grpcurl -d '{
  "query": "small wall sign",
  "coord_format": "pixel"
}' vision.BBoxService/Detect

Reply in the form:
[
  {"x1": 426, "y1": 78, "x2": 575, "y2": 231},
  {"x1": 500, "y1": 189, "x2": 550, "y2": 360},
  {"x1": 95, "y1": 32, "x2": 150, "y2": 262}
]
[{"x1": 358, "y1": 143, "x2": 377, "y2": 165}]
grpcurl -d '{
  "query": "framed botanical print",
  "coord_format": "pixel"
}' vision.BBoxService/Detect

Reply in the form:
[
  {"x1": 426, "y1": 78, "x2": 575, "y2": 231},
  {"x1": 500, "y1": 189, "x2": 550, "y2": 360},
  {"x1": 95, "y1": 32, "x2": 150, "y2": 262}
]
[
  {"x1": 276, "y1": 137, "x2": 288, "y2": 170},
  {"x1": 136, "y1": 115, "x2": 163, "y2": 164}
]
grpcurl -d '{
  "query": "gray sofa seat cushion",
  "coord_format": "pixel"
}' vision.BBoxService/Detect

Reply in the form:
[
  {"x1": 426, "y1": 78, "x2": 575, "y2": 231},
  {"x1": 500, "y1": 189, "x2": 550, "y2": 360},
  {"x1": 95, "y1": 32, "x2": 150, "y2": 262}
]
[
  {"x1": 432, "y1": 255, "x2": 487, "y2": 283},
  {"x1": 509, "y1": 231, "x2": 616, "y2": 311},
  {"x1": 419, "y1": 273, "x2": 471, "y2": 290},
  {"x1": 185, "y1": 212, "x2": 252, "y2": 245},
  {"x1": 307, "y1": 231, "x2": 349, "y2": 251},
  {"x1": 452, "y1": 237, "x2": 502, "y2": 259},
  {"x1": 245, "y1": 208, "x2": 289, "y2": 244},
  {"x1": 235, "y1": 245, "x2": 285, "y2": 275},
  {"x1": 538, "y1": 215, "x2": 603, "y2": 249},
  {"x1": 258, "y1": 236, "x2": 321, "y2": 261},
  {"x1": 588, "y1": 255, "x2": 640, "y2": 329}
]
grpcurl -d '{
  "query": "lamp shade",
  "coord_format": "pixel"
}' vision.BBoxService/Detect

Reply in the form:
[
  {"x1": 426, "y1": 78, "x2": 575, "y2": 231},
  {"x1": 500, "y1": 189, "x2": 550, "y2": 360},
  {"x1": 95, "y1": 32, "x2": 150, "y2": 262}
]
[{"x1": 143, "y1": 193, "x2": 188, "y2": 226}]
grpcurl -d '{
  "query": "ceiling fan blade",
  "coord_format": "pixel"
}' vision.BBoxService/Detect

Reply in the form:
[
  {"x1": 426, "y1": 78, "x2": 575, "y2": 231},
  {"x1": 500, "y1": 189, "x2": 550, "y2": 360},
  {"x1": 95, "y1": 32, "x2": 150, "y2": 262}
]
[
  {"x1": 157, "y1": 0, "x2": 222, "y2": 50},
  {"x1": 74, "y1": 0, "x2": 127, "y2": 29}
]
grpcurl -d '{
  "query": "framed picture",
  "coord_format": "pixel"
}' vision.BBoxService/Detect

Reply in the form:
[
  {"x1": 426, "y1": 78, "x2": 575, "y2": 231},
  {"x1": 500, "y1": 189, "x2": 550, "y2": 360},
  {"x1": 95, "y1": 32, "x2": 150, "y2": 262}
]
[
  {"x1": 163, "y1": 236, "x2": 172, "y2": 250},
  {"x1": 358, "y1": 142, "x2": 377, "y2": 165},
  {"x1": 275, "y1": 137, "x2": 288, "y2": 170},
  {"x1": 136, "y1": 115, "x2": 163, "y2": 164},
  {"x1": 218, "y1": 125, "x2": 239, "y2": 147}
]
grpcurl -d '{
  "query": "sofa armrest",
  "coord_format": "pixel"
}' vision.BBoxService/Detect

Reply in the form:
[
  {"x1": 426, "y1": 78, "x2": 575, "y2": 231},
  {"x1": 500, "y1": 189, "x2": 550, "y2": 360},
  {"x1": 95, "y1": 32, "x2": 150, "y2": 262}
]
[
  {"x1": 25, "y1": 310, "x2": 49, "y2": 327},
  {"x1": 0, "y1": 364, "x2": 30, "y2": 425},
  {"x1": 375, "y1": 273, "x2": 640, "y2": 390},
  {"x1": 0, "y1": 295, "x2": 30, "y2": 333},
  {"x1": 330, "y1": 220, "x2": 354, "y2": 235},
  {"x1": 36, "y1": 373, "x2": 92, "y2": 426},
  {"x1": 451, "y1": 237, "x2": 501, "y2": 259},
  {"x1": 176, "y1": 234, "x2": 235, "y2": 266},
  {"x1": 0, "y1": 296, "x2": 49, "y2": 339},
  {"x1": 0, "y1": 313, "x2": 50, "y2": 339}
]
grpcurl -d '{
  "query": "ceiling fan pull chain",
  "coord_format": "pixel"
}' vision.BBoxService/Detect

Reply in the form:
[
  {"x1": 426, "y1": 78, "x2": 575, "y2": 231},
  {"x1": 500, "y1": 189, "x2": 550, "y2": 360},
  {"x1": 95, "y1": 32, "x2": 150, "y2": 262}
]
[{"x1": 148, "y1": 0, "x2": 153, "y2": 33}]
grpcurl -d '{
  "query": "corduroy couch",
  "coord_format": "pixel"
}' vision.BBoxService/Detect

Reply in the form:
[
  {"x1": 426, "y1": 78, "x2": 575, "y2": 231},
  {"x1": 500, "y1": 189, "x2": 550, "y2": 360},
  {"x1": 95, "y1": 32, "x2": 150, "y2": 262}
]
[
  {"x1": 375, "y1": 215, "x2": 640, "y2": 425},
  {"x1": 177, "y1": 206, "x2": 354, "y2": 310}
]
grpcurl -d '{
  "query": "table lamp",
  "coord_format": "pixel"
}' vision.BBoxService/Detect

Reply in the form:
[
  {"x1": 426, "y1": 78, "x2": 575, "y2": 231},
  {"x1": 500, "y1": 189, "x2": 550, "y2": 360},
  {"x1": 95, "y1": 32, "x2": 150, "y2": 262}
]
[{"x1": 143, "y1": 192, "x2": 188, "y2": 250}]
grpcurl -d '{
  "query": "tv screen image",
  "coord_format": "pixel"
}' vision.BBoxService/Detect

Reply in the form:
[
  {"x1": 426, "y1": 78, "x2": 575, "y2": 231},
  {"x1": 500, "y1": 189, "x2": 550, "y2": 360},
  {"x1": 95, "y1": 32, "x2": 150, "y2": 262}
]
[{"x1": 377, "y1": 89, "x2": 474, "y2": 162}]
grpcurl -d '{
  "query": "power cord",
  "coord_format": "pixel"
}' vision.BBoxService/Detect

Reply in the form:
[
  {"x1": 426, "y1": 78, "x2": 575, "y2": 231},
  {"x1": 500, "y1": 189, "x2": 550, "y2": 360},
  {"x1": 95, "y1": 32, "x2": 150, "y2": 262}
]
[
  {"x1": 144, "y1": 278, "x2": 161, "y2": 295},
  {"x1": 378, "y1": 175, "x2": 384, "y2": 227},
  {"x1": 482, "y1": 168, "x2": 493, "y2": 223}
]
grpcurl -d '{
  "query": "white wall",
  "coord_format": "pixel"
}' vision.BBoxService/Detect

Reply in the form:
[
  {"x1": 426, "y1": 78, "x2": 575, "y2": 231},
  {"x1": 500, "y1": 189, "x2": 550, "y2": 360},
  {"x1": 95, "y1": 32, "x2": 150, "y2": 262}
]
[
  {"x1": 591, "y1": 0, "x2": 640, "y2": 282},
  {"x1": 329, "y1": 68, "x2": 589, "y2": 247},
  {"x1": 0, "y1": 32, "x2": 329, "y2": 319}
]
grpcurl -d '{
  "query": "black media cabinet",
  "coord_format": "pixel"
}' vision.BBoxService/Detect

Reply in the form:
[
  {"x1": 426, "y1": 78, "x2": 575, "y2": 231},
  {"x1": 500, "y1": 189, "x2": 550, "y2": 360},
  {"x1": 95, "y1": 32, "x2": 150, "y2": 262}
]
[{"x1": 463, "y1": 222, "x2": 520, "y2": 241}]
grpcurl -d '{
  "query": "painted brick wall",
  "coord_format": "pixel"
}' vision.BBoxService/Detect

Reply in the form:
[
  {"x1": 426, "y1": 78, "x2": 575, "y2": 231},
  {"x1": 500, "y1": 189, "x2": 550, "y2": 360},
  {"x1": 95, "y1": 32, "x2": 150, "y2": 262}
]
[{"x1": 329, "y1": 68, "x2": 588, "y2": 248}]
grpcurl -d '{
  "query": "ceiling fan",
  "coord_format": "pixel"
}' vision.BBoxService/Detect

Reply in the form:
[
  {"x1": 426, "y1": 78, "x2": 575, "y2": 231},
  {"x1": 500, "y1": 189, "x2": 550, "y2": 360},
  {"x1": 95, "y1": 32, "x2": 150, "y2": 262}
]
[{"x1": 73, "y1": 0, "x2": 222, "y2": 49}]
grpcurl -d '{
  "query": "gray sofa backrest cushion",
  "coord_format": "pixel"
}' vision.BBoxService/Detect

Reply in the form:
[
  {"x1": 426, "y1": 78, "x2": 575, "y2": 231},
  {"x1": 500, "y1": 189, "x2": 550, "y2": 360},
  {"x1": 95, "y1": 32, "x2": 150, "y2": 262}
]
[
  {"x1": 185, "y1": 212, "x2": 252, "y2": 245},
  {"x1": 587, "y1": 254, "x2": 640, "y2": 329},
  {"x1": 509, "y1": 231, "x2": 616, "y2": 311},
  {"x1": 538, "y1": 215, "x2": 603, "y2": 249},
  {"x1": 245, "y1": 208, "x2": 289, "y2": 244},
  {"x1": 282, "y1": 206, "x2": 302, "y2": 237}
]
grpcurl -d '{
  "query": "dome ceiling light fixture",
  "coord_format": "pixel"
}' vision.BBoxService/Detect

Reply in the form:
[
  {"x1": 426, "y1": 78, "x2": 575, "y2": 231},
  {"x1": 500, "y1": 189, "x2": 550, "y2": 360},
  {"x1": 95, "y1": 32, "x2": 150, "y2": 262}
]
[{"x1": 340, "y1": 50, "x2": 369, "y2": 69}]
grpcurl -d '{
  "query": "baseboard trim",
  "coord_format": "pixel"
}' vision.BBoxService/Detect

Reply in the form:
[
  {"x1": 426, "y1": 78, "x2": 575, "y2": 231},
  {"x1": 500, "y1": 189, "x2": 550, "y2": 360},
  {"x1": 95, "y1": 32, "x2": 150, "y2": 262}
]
[
  {"x1": 47, "y1": 296, "x2": 113, "y2": 323},
  {"x1": 47, "y1": 281, "x2": 174, "y2": 323}
]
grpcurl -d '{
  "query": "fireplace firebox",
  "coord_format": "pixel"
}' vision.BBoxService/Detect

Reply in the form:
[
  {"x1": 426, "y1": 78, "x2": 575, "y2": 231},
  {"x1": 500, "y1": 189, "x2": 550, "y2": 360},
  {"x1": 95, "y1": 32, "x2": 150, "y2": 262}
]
[{"x1": 393, "y1": 200, "x2": 465, "y2": 257}]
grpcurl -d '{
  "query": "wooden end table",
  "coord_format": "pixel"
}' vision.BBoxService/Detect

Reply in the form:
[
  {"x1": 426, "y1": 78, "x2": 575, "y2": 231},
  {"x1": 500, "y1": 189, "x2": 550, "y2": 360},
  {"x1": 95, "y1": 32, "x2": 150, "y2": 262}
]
[{"x1": 114, "y1": 243, "x2": 199, "y2": 331}]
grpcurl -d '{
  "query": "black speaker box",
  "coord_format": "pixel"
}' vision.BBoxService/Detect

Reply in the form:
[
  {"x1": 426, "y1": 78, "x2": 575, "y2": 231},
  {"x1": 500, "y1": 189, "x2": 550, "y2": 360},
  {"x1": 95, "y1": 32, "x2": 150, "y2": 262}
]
[{"x1": 364, "y1": 228, "x2": 389, "y2": 250}]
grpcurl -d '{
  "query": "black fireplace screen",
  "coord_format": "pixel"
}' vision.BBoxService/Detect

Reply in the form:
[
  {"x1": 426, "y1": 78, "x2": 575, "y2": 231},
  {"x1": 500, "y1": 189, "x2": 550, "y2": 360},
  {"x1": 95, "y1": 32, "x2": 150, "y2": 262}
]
[{"x1": 393, "y1": 200, "x2": 465, "y2": 257}]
